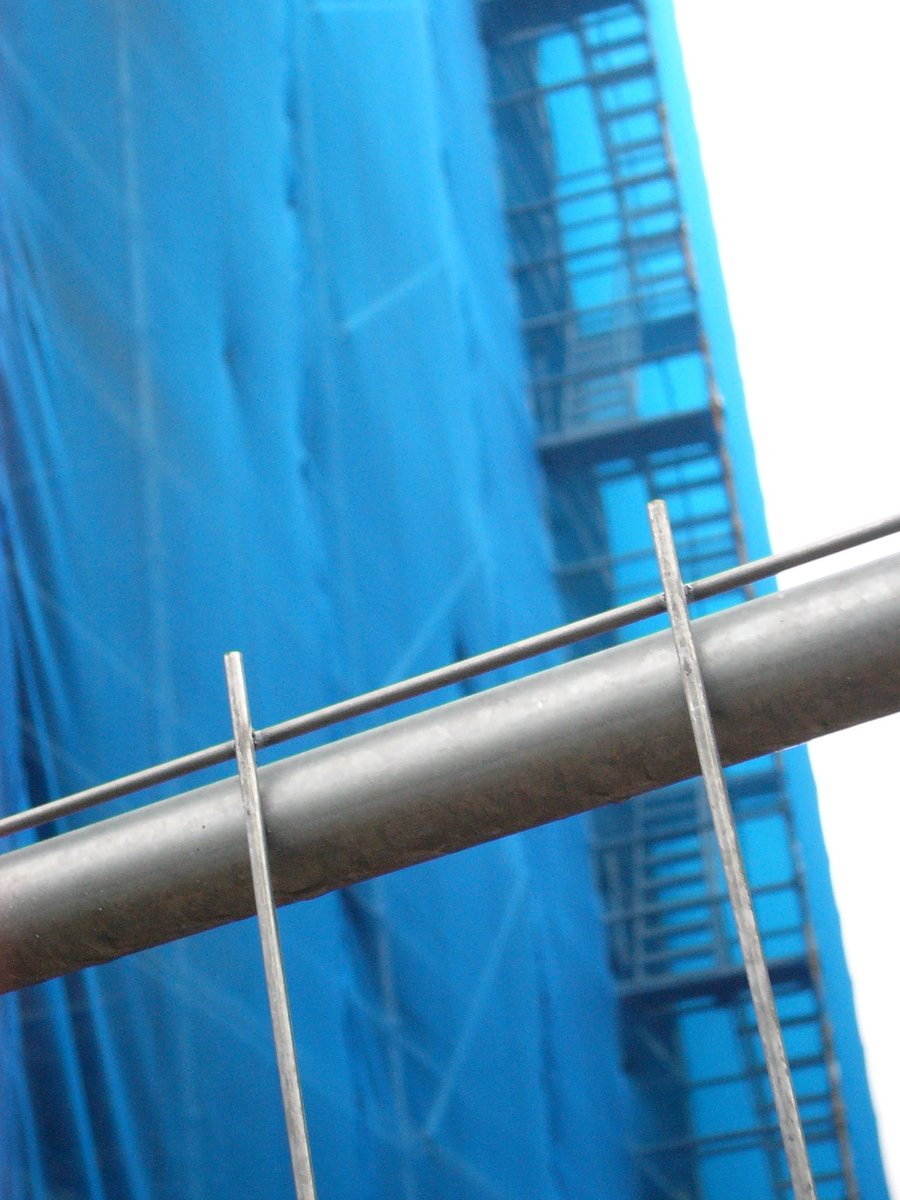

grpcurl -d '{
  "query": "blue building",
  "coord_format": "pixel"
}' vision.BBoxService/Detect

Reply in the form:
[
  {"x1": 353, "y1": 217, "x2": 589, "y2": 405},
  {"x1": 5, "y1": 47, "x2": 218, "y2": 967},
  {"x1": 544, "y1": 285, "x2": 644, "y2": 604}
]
[{"x1": 0, "y1": 2, "x2": 888, "y2": 1197}]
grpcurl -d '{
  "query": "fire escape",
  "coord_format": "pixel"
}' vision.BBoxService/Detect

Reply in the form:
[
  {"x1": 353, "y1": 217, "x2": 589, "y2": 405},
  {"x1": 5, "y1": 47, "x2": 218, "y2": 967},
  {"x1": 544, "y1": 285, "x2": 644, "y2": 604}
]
[{"x1": 480, "y1": 3, "x2": 858, "y2": 1197}]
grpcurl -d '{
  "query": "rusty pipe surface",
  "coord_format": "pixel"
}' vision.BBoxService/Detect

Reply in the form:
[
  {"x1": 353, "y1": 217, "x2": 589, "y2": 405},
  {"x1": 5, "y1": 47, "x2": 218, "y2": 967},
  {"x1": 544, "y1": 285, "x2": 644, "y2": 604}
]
[{"x1": 2, "y1": 551, "x2": 899, "y2": 993}]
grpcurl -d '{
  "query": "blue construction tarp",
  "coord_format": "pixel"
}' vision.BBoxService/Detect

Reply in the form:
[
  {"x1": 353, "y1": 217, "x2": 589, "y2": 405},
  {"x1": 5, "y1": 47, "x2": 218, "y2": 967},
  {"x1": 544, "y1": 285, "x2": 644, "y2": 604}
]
[
  {"x1": 0, "y1": 3, "x2": 637, "y2": 1197},
  {"x1": 1, "y1": 2, "x2": 889, "y2": 1198}
]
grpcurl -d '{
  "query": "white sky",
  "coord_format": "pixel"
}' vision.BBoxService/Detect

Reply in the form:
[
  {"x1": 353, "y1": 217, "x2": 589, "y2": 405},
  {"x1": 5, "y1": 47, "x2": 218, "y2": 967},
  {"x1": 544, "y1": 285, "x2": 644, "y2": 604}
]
[{"x1": 672, "y1": 2, "x2": 900, "y2": 1192}]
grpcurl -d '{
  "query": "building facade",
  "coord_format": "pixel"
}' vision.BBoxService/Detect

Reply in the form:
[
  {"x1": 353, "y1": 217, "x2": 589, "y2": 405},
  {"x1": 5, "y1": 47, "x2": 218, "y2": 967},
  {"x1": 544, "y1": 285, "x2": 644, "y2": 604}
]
[{"x1": 0, "y1": 2, "x2": 887, "y2": 1197}]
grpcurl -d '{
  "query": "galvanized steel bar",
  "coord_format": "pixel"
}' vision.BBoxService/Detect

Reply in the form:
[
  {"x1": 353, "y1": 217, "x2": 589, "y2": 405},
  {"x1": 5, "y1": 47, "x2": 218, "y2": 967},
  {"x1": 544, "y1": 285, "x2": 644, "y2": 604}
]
[
  {"x1": 224, "y1": 653, "x2": 317, "y2": 1200},
  {"x1": 2, "y1": 551, "x2": 900, "y2": 992},
  {"x1": 649, "y1": 500, "x2": 817, "y2": 1200},
  {"x1": 2, "y1": 509, "x2": 898, "y2": 842}
]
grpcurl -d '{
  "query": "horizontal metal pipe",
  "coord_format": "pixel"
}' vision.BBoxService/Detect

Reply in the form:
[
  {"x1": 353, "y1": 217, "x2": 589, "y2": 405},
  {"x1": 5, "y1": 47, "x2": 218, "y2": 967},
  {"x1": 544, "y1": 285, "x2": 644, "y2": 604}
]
[
  {"x1": 4, "y1": 507, "x2": 898, "y2": 840},
  {"x1": 2, "y1": 552, "x2": 900, "y2": 993}
]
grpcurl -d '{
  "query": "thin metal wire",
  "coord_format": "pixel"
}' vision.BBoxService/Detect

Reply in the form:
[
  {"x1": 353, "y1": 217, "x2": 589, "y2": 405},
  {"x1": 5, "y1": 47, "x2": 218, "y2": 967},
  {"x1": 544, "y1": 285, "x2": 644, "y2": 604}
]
[
  {"x1": 224, "y1": 652, "x2": 317, "y2": 1200},
  {"x1": 649, "y1": 499, "x2": 817, "y2": 1200},
  {"x1": 2, "y1": 508, "x2": 899, "y2": 842}
]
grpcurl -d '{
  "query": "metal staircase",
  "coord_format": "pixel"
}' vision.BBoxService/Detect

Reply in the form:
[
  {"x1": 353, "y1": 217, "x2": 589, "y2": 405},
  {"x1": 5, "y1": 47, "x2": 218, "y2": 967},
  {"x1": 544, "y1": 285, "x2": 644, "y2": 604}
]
[
  {"x1": 481, "y1": 3, "x2": 859, "y2": 1196},
  {"x1": 602, "y1": 763, "x2": 857, "y2": 1198}
]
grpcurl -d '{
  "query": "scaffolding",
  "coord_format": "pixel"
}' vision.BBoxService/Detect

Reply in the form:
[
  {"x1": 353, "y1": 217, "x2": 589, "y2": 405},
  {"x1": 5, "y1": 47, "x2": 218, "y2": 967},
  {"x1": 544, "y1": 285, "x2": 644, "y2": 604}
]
[
  {"x1": 0, "y1": 5, "x2": 893, "y2": 1196},
  {"x1": 481, "y1": 3, "x2": 859, "y2": 1196}
]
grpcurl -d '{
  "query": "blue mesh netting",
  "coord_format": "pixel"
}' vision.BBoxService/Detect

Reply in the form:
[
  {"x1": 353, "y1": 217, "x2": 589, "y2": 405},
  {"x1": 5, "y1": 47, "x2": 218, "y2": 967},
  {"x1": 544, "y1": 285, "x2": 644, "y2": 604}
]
[
  {"x1": 0, "y1": 3, "x2": 636, "y2": 1196},
  {"x1": 0, "y1": 2, "x2": 887, "y2": 1197}
]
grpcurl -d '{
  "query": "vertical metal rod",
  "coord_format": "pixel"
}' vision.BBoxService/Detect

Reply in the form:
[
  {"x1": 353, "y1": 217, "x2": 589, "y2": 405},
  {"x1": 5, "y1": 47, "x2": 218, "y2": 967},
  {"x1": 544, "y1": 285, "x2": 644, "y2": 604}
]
[
  {"x1": 648, "y1": 501, "x2": 817, "y2": 1200},
  {"x1": 224, "y1": 652, "x2": 317, "y2": 1200}
]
